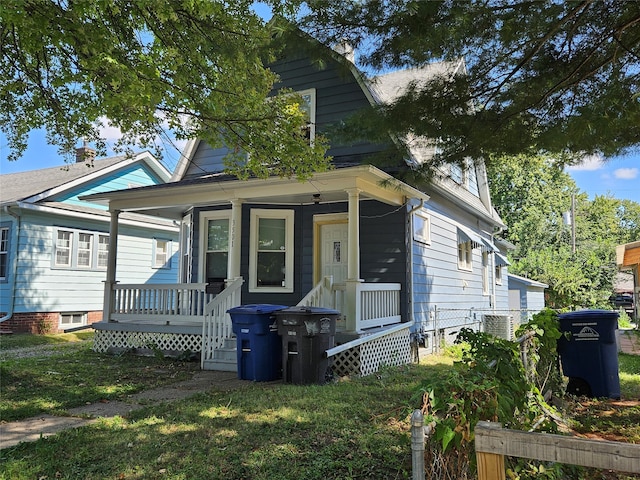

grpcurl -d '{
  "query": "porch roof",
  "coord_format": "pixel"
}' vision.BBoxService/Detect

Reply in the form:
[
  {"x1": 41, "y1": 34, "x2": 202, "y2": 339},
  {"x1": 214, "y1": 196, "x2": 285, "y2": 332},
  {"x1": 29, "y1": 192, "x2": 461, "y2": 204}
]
[{"x1": 81, "y1": 164, "x2": 429, "y2": 219}]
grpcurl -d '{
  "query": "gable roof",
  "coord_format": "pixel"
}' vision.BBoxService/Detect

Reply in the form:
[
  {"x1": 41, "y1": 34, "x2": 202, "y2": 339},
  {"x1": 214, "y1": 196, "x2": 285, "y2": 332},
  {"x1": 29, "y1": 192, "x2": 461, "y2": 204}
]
[{"x1": 0, "y1": 151, "x2": 171, "y2": 205}]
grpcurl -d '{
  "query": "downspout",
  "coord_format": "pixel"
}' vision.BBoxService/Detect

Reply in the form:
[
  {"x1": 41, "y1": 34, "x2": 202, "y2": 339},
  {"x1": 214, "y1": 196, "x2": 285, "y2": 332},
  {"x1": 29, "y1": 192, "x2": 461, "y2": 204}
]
[
  {"x1": 407, "y1": 198, "x2": 424, "y2": 332},
  {"x1": 1, "y1": 206, "x2": 21, "y2": 322}
]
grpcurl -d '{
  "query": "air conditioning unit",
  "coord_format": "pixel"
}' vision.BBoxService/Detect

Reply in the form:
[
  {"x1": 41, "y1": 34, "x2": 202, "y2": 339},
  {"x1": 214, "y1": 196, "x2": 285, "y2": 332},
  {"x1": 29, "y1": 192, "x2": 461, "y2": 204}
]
[{"x1": 483, "y1": 315, "x2": 514, "y2": 340}]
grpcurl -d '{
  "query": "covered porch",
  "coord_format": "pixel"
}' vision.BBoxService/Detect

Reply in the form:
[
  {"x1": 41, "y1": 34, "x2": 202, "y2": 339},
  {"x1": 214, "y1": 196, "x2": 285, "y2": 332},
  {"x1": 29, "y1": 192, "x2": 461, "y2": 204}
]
[{"x1": 88, "y1": 165, "x2": 428, "y2": 371}]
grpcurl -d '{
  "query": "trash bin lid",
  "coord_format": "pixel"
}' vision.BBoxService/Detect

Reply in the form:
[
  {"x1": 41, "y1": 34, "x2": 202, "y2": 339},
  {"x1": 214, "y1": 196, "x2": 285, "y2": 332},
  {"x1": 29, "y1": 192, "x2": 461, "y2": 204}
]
[
  {"x1": 227, "y1": 304, "x2": 288, "y2": 315},
  {"x1": 558, "y1": 310, "x2": 619, "y2": 321},
  {"x1": 274, "y1": 306, "x2": 340, "y2": 315}
]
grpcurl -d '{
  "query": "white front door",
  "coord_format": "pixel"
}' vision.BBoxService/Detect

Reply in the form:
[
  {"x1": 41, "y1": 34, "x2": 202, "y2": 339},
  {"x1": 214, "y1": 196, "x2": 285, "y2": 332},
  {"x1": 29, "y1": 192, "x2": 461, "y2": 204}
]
[{"x1": 319, "y1": 222, "x2": 349, "y2": 284}]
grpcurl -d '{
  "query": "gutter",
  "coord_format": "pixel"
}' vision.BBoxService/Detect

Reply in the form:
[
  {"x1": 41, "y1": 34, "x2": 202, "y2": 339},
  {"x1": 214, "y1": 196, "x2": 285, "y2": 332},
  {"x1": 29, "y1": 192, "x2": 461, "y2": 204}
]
[{"x1": 0, "y1": 205, "x2": 21, "y2": 323}]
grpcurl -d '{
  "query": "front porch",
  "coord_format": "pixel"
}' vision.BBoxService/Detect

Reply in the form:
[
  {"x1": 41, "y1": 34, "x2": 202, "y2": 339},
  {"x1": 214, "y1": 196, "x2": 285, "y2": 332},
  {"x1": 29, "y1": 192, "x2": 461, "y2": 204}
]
[{"x1": 93, "y1": 275, "x2": 407, "y2": 374}]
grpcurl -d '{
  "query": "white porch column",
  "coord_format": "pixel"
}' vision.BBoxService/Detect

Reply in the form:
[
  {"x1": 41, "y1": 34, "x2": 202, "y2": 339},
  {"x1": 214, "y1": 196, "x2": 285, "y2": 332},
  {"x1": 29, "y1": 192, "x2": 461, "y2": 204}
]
[
  {"x1": 345, "y1": 188, "x2": 362, "y2": 333},
  {"x1": 227, "y1": 199, "x2": 243, "y2": 281},
  {"x1": 103, "y1": 209, "x2": 120, "y2": 322}
]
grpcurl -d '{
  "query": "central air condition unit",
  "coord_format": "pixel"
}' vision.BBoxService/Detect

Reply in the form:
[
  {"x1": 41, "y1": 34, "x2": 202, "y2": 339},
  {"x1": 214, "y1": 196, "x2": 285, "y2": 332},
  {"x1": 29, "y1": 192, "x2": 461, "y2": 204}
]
[{"x1": 483, "y1": 315, "x2": 514, "y2": 340}]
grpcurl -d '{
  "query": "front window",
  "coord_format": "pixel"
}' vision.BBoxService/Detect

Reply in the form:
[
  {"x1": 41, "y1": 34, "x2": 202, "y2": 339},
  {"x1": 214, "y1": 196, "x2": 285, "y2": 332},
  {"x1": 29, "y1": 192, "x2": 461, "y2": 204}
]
[
  {"x1": 249, "y1": 209, "x2": 294, "y2": 292},
  {"x1": 0, "y1": 226, "x2": 9, "y2": 281},
  {"x1": 199, "y1": 212, "x2": 230, "y2": 283},
  {"x1": 52, "y1": 228, "x2": 109, "y2": 271}
]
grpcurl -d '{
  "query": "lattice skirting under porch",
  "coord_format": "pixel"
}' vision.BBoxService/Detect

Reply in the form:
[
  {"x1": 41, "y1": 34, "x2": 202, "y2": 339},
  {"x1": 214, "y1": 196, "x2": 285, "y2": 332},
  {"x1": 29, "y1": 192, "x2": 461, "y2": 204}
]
[
  {"x1": 332, "y1": 327, "x2": 412, "y2": 377},
  {"x1": 93, "y1": 330, "x2": 202, "y2": 354}
]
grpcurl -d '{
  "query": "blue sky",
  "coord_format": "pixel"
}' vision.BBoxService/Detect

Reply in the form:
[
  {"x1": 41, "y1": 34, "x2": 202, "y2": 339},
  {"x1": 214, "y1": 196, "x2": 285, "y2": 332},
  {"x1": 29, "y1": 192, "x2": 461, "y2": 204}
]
[{"x1": 2, "y1": 128, "x2": 638, "y2": 205}]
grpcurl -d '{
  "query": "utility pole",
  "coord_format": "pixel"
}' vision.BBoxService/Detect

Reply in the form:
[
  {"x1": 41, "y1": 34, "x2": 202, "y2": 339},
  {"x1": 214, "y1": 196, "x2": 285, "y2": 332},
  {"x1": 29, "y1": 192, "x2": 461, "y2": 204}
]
[{"x1": 571, "y1": 194, "x2": 576, "y2": 254}]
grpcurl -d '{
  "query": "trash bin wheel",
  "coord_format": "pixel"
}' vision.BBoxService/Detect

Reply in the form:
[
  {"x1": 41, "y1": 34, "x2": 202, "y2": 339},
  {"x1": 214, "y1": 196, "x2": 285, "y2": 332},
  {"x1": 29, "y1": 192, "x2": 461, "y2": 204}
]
[{"x1": 567, "y1": 377, "x2": 592, "y2": 397}]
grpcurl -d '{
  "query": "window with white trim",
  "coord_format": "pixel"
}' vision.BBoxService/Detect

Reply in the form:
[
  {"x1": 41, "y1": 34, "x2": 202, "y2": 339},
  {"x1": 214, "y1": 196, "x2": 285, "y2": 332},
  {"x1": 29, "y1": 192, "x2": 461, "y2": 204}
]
[
  {"x1": 53, "y1": 228, "x2": 108, "y2": 271},
  {"x1": 413, "y1": 211, "x2": 431, "y2": 244},
  {"x1": 153, "y1": 239, "x2": 172, "y2": 269},
  {"x1": 482, "y1": 251, "x2": 489, "y2": 295},
  {"x1": 458, "y1": 241, "x2": 472, "y2": 271},
  {"x1": 495, "y1": 264, "x2": 503, "y2": 285},
  {"x1": 297, "y1": 88, "x2": 316, "y2": 143},
  {"x1": 59, "y1": 312, "x2": 87, "y2": 328},
  {"x1": 199, "y1": 211, "x2": 230, "y2": 283},
  {"x1": 0, "y1": 226, "x2": 9, "y2": 281},
  {"x1": 249, "y1": 209, "x2": 294, "y2": 292}
]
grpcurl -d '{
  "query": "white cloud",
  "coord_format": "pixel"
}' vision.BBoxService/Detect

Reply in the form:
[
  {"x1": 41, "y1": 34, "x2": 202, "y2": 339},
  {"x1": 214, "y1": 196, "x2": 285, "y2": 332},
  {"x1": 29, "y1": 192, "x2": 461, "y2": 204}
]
[
  {"x1": 566, "y1": 153, "x2": 604, "y2": 171},
  {"x1": 613, "y1": 167, "x2": 639, "y2": 180},
  {"x1": 97, "y1": 121, "x2": 124, "y2": 142}
]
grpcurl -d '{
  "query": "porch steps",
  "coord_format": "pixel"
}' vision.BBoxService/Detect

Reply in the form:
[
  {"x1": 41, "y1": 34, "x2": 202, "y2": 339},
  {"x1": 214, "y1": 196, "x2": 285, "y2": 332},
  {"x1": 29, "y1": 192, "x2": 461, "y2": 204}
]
[{"x1": 202, "y1": 337, "x2": 238, "y2": 372}]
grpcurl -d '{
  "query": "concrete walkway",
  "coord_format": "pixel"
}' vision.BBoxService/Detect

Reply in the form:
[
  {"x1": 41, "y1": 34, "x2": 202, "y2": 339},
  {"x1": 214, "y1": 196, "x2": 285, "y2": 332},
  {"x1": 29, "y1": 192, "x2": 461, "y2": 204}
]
[
  {"x1": 2, "y1": 331, "x2": 639, "y2": 450},
  {"x1": 0, "y1": 370, "x2": 260, "y2": 450}
]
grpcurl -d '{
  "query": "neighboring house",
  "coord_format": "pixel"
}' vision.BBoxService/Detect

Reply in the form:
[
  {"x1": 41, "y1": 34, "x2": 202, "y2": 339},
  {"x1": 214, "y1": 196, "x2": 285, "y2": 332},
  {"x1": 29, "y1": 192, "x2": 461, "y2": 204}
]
[
  {"x1": 84, "y1": 37, "x2": 510, "y2": 375},
  {"x1": 508, "y1": 273, "x2": 548, "y2": 322},
  {"x1": 616, "y1": 241, "x2": 640, "y2": 320},
  {"x1": 0, "y1": 149, "x2": 179, "y2": 334}
]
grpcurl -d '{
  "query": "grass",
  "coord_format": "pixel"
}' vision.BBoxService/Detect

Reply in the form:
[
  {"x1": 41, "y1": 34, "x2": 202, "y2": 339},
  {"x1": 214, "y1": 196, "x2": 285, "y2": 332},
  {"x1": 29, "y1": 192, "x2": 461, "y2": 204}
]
[
  {"x1": 0, "y1": 334, "x2": 199, "y2": 422},
  {"x1": 0, "y1": 336, "x2": 638, "y2": 480},
  {"x1": 0, "y1": 331, "x2": 94, "y2": 350}
]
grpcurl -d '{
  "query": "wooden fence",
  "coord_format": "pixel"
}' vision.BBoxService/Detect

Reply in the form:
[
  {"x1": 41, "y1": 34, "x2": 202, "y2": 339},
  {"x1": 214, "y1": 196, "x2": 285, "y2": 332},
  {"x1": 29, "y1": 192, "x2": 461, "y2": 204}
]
[
  {"x1": 410, "y1": 414, "x2": 640, "y2": 480},
  {"x1": 474, "y1": 421, "x2": 640, "y2": 480}
]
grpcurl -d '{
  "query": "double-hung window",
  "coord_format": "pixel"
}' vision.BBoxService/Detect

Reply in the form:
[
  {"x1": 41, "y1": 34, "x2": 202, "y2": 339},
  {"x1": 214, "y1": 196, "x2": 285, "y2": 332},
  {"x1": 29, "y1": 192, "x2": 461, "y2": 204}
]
[
  {"x1": 53, "y1": 228, "x2": 108, "y2": 270},
  {"x1": 413, "y1": 211, "x2": 431, "y2": 244},
  {"x1": 458, "y1": 241, "x2": 472, "y2": 271},
  {"x1": 482, "y1": 251, "x2": 489, "y2": 295},
  {"x1": 153, "y1": 239, "x2": 172, "y2": 269},
  {"x1": 199, "y1": 211, "x2": 230, "y2": 283},
  {"x1": 249, "y1": 209, "x2": 294, "y2": 292},
  {"x1": 0, "y1": 226, "x2": 9, "y2": 281},
  {"x1": 297, "y1": 88, "x2": 316, "y2": 143}
]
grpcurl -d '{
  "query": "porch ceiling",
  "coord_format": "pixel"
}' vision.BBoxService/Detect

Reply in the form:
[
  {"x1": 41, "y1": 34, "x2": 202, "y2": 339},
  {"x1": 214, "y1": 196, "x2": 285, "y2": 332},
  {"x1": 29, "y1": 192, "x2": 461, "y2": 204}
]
[{"x1": 83, "y1": 165, "x2": 429, "y2": 219}]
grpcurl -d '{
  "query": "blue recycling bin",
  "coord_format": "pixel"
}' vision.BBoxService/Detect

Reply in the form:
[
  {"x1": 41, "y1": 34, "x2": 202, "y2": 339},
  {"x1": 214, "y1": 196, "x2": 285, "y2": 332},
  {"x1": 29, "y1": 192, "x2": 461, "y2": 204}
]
[
  {"x1": 557, "y1": 310, "x2": 620, "y2": 399},
  {"x1": 228, "y1": 304, "x2": 287, "y2": 381}
]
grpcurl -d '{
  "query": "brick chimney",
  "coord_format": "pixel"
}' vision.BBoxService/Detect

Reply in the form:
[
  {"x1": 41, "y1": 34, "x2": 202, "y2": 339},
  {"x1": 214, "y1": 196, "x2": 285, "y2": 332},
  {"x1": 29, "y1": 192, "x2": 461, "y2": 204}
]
[{"x1": 75, "y1": 144, "x2": 96, "y2": 166}]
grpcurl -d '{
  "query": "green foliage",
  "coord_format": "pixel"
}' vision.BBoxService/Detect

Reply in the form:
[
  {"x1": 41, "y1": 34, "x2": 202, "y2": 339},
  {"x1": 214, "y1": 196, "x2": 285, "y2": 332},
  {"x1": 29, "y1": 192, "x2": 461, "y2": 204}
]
[
  {"x1": 515, "y1": 309, "x2": 565, "y2": 397},
  {"x1": 414, "y1": 329, "x2": 530, "y2": 455},
  {"x1": 297, "y1": 1, "x2": 640, "y2": 167},
  {"x1": 487, "y1": 153, "x2": 640, "y2": 309},
  {"x1": 0, "y1": 1, "x2": 330, "y2": 179}
]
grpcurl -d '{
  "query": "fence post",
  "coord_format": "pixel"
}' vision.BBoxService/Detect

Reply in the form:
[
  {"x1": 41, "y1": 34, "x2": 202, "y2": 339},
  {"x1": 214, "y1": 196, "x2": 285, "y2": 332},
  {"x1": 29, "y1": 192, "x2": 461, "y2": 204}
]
[
  {"x1": 433, "y1": 306, "x2": 439, "y2": 354},
  {"x1": 475, "y1": 421, "x2": 506, "y2": 480},
  {"x1": 411, "y1": 410, "x2": 425, "y2": 480}
]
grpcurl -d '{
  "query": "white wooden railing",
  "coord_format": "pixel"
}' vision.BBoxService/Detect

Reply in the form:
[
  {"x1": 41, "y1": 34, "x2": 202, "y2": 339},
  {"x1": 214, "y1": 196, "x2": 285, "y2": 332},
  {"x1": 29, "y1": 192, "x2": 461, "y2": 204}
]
[
  {"x1": 111, "y1": 283, "x2": 213, "y2": 323},
  {"x1": 357, "y1": 282, "x2": 401, "y2": 329},
  {"x1": 298, "y1": 276, "x2": 401, "y2": 331},
  {"x1": 201, "y1": 277, "x2": 244, "y2": 367}
]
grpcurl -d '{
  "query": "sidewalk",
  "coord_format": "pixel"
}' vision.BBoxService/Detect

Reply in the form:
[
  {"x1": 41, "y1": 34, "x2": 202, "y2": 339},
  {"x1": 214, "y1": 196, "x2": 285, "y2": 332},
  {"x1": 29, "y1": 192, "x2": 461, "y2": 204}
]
[
  {"x1": 0, "y1": 370, "x2": 263, "y2": 450},
  {"x1": 619, "y1": 329, "x2": 640, "y2": 355}
]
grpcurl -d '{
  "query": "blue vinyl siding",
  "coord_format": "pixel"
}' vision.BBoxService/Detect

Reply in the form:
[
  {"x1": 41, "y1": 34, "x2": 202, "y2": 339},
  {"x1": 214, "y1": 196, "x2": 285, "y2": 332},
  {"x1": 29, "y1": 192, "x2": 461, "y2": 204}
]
[
  {"x1": 8, "y1": 211, "x2": 178, "y2": 314},
  {"x1": 184, "y1": 54, "x2": 390, "y2": 179},
  {"x1": 53, "y1": 164, "x2": 164, "y2": 209}
]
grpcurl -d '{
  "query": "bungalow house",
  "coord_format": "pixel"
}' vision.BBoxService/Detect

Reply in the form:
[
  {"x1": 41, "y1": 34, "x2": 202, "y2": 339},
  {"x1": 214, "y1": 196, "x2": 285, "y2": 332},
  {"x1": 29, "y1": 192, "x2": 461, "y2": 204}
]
[
  {"x1": 0, "y1": 150, "x2": 179, "y2": 334},
  {"x1": 84, "y1": 40, "x2": 510, "y2": 376}
]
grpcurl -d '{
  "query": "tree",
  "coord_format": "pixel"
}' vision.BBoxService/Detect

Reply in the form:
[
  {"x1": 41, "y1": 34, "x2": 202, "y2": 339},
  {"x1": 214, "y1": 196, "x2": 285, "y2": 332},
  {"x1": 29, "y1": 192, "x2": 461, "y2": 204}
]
[
  {"x1": 296, "y1": 1, "x2": 640, "y2": 173},
  {"x1": 0, "y1": 0, "x2": 329, "y2": 179},
  {"x1": 487, "y1": 154, "x2": 640, "y2": 309}
]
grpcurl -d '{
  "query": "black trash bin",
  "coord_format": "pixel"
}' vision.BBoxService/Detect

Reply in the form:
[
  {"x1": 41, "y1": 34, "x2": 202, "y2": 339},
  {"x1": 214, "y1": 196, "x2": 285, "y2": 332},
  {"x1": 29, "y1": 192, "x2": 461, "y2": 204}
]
[
  {"x1": 557, "y1": 310, "x2": 620, "y2": 399},
  {"x1": 228, "y1": 304, "x2": 287, "y2": 381},
  {"x1": 275, "y1": 306, "x2": 339, "y2": 385}
]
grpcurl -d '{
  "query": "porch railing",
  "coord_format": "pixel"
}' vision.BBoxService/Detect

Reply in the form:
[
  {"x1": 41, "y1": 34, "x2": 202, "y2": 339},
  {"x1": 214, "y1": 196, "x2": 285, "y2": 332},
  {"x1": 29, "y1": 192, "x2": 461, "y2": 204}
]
[
  {"x1": 201, "y1": 277, "x2": 244, "y2": 368},
  {"x1": 298, "y1": 276, "x2": 401, "y2": 331},
  {"x1": 111, "y1": 283, "x2": 213, "y2": 323}
]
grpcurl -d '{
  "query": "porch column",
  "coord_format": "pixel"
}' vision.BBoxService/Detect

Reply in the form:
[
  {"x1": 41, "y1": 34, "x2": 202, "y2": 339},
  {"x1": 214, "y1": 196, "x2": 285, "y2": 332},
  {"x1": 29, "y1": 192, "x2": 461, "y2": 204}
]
[
  {"x1": 228, "y1": 199, "x2": 243, "y2": 281},
  {"x1": 103, "y1": 209, "x2": 120, "y2": 322},
  {"x1": 345, "y1": 188, "x2": 362, "y2": 333}
]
